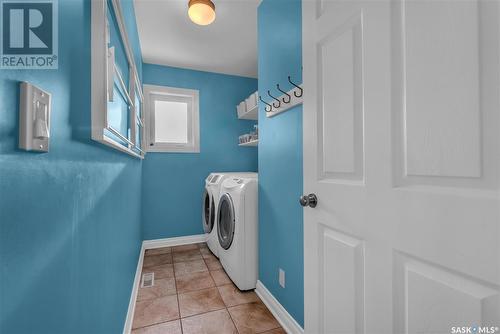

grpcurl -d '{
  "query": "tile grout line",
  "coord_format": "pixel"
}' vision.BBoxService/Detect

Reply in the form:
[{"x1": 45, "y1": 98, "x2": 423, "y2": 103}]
[
  {"x1": 176, "y1": 246, "x2": 221, "y2": 324},
  {"x1": 176, "y1": 269, "x2": 218, "y2": 295},
  {"x1": 177, "y1": 283, "x2": 260, "y2": 319},
  {"x1": 172, "y1": 246, "x2": 202, "y2": 334},
  {"x1": 226, "y1": 301, "x2": 241, "y2": 334},
  {"x1": 181, "y1": 257, "x2": 241, "y2": 334},
  {"x1": 178, "y1": 305, "x2": 227, "y2": 321},
  {"x1": 183, "y1": 247, "x2": 239, "y2": 332},
  {"x1": 175, "y1": 244, "x2": 212, "y2": 332}
]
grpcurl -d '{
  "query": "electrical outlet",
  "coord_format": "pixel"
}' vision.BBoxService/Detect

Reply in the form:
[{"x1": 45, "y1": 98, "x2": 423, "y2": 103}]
[{"x1": 279, "y1": 268, "x2": 285, "y2": 288}]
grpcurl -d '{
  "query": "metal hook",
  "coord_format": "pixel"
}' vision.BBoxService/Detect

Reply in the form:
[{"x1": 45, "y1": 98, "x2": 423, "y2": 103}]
[
  {"x1": 288, "y1": 76, "x2": 303, "y2": 97},
  {"x1": 267, "y1": 90, "x2": 281, "y2": 109},
  {"x1": 259, "y1": 96, "x2": 272, "y2": 112},
  {"x1": 276, "y1": 84, "x2": 291, "y2": 103}
]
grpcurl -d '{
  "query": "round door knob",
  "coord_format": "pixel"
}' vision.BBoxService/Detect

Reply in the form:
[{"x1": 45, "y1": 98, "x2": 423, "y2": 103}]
[{"x1": 299, "y1": 193, "x2": 318, "y2": 208}]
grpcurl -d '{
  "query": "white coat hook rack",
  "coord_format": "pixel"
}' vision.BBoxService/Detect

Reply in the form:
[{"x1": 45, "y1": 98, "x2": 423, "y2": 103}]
[{"x1": 262, "y1": 76, "x2": 303, "y2": 118}]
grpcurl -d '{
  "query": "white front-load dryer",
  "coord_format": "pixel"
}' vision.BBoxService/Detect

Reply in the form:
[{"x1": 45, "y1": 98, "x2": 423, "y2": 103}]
[
  {"x1": 202, "y1": 172, "x2": 257, "y2": 258},
  {"x1": 217, "y1": 176, "x2": 258, "y2": 290},
  {"x1": 202, "y1": 174, "x2": 216, "y2": 250}
]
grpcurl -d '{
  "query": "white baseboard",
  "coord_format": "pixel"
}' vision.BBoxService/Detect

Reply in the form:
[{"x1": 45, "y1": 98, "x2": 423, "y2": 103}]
[
  {"x1": 123, "y1": 234, "x2": 207, "y2": 334},
  {"x1": 255, "y1": 280, "x2": 304, "y2": 334},
  {"x1": 123, "y1": 243, "x2": 145, "y2": 334},
  {"x1": 142, "y1": 234, "x2": 207, "y2": 249}
]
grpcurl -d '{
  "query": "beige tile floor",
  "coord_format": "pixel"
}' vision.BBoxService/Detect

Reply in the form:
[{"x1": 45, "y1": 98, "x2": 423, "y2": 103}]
[{"x1": 132, "y1": 243, "x2": 285, "y2": 334}]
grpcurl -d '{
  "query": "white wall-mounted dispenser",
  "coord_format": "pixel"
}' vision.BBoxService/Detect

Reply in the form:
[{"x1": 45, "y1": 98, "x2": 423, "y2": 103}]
[{"x1": 19, "y1": 82, "x2": 51, "y2": 152}]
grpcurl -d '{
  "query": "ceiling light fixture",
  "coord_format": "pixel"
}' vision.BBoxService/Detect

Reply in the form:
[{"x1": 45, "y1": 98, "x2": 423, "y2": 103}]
[{"x1": 188, "y1": 0, "x2": 216, "y2": 26}]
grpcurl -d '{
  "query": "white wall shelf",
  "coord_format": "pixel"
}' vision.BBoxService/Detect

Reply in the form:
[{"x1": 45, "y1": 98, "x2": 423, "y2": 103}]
[
  {"x1": 237, "y1": 91, "x2": 259, "y2": 120},
  {"x1": 239, "y1": 139, "x2": 258, "y2": 147},
  {"x1": 239, "y1": 105, "x2": 258, "y2": 120}
]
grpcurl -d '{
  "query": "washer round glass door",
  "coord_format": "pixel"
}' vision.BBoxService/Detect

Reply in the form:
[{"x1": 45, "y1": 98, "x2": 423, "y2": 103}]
[
  {"x1": 202, "y1": 189, "x2": 214, "y2": 233},
  {"x1": 217, "y1": 193, "x2": 235, "y2": 250}
]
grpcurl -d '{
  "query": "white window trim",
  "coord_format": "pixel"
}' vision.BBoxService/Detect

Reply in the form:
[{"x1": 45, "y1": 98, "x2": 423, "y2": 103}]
[
  {"x1": 91, "y1": 0, "x2": 145, "y2": 159},
  {"x1": 144, "y1": 84, "x2": 200, "y2": 153}
]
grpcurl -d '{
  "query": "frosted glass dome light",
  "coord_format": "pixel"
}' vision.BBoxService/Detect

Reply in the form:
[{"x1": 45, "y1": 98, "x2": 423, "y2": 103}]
[{"x1": 188, "y1": 0, "x2": 216, "y2": 26}]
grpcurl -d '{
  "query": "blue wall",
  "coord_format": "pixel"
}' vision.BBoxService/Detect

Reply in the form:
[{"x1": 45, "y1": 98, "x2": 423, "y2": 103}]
[
  {"x1": 141, "y1": 64, "x2": 258, "y2": 240},
  {"x1": 0, "y1": 1, "x2": 143, "y2": 333},
  {"x1": 258, "y1": 0, "x2": 304, "y2": 327}
]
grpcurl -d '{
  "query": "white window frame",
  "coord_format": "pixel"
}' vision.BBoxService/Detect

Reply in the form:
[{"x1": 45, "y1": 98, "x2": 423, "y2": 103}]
[
  {"x1": 144, "y1": 84, "x2": 200, "y2": 153},
  {"x1": 91, "y1": 0, "x2": 145, "y2": 159},
  {"x1": 130, "y1": 74, "x2": 145, "y2": 153}
]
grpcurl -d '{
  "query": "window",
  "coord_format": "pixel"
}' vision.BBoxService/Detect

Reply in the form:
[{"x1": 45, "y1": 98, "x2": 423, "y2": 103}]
[
  {"x1": 144, "y1": 85, "x2": 200, "y2": 153},
  {"x1": 91, "y1": 0, "x2": 144, "y2": 159}
]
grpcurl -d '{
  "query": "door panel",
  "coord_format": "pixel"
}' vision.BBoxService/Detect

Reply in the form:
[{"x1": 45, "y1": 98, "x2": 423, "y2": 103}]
[
  {"x1": 303, "y1": 1, "x2": 500, "y2": 333},
  {"x1": 392, "y1": 0, "x2": 499, "y2": 189},
  {"x1": 320, "y1": 226, "x2": 365, "y2": 334},
  {"x1": 403, "y1": 0, "x2": 481, "y2": 178},
  {"x1": 318, "y1": 13, "x2": 364, "y2": 182},
  {"x1": 393, "y1": 252, "x2": 499, "y2": 334}
]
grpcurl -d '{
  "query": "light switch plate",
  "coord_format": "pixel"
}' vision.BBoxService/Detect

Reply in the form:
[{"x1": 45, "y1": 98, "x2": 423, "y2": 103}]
[{"x1": 19, "y1": 82, "x2": 51, "y2": 152}]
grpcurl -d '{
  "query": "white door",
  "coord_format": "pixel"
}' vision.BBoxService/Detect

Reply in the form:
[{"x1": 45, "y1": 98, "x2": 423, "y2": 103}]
[{"x1": 302, "y1": 0, "x2": 500, "y2": 333}]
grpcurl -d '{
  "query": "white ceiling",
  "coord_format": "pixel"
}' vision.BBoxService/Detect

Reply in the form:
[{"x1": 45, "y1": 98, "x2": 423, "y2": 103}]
[{"x1": 133, "y1": 0, "x2": 259, "y2": 78}]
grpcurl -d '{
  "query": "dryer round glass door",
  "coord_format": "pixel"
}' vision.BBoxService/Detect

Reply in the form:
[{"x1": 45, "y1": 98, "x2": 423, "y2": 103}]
[
  {"x1": 202, "y1": 189, "x2": 214, "y2": 233},
  {"x1": 217, "y1": 193, "x2": 235, "y2": 250}
]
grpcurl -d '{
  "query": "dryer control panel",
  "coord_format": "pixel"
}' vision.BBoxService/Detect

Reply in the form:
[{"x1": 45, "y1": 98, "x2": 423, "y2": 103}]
[{"x1": 209, "y1": 174, "x2": 221, "y2": 184}]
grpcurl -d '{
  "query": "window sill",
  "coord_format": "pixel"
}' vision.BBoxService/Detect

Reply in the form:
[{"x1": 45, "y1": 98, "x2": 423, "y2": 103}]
[
  {"x1": 97, "y1": 135, "x2": 144, "y2": 159},
  {"x1": 146, "y1": 144, "x2": 200, "y2": 153}
]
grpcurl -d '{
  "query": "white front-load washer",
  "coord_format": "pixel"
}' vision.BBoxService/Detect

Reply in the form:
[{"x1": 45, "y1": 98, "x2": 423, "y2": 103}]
[
  {"x1": 217, "y1": 176, "x2": 258, "y2": 290},
  {"x1": 202, "y1": 172, "x2": 257, "y2": 258}
]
